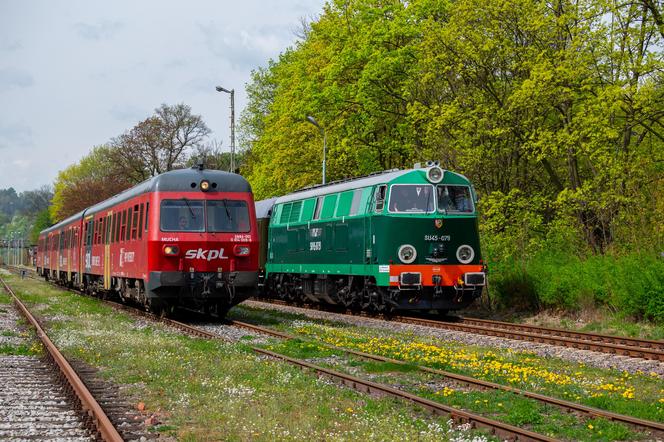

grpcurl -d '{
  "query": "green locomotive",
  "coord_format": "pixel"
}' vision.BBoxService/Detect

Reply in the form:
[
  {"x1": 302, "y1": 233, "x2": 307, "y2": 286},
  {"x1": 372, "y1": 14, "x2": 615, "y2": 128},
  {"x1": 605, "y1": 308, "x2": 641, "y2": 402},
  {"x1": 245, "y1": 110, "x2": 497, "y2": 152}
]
[{"x1": 255, "y1": 164, "x2": 486, "y2": 313}]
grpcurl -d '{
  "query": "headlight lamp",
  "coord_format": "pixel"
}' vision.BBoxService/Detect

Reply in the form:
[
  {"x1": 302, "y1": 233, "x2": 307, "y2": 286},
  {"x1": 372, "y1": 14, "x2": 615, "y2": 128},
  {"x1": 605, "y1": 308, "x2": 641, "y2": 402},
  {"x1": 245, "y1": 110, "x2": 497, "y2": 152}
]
[
  {"x1": 397, "y1": 244, "x2": 417, "y2": 264},
  {"x1": 200, "y1": 180, "x2": 210, "y2": 191},
  {"x1": 456, "y1": 245, "x2": 474, "y2": 264},
  {"x1": 426, "y1": 166, "x2": 444, "y2": 183},
  {"x1": 163, "y1": 245, "x2": 180, "y2": 256}
]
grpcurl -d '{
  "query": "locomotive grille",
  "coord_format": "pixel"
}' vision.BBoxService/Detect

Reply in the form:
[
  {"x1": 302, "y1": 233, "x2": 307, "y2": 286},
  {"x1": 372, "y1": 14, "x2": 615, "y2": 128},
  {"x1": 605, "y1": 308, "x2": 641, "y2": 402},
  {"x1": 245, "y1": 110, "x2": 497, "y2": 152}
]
[
  {"x1": 400, "y1": 272, "x2": 421, "y2": 286},
  {"x1": 464, "y1": 272, "x2": 486, "y2": 286}
]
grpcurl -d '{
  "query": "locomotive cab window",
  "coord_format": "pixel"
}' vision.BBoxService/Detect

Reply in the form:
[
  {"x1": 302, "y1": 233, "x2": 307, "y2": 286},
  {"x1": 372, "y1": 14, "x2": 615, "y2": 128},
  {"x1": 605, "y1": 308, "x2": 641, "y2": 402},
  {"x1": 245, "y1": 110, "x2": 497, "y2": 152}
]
[
  {"x1": 388, "y1": 184, "x2": 434, "y2": 213},
  {"x1": 160, "y1": 199, "x2": 205, "y2": 232},
  {"x1": 437, "y1": 185, "x2": 474, "y2": 213},
  {"x1": 207, "y1": 200, "x2": 250, "y2": 233}
]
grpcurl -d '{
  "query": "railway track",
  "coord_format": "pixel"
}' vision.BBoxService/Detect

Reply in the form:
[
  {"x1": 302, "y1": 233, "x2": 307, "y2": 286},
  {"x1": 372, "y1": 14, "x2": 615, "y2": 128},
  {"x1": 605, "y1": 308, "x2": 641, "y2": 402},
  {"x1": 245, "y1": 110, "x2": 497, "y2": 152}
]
[
  {"x1": 4, "y1": 268, "x2": 554, "y2": 442},
  {"x1": 14, "y1": 266, "x2": 663, "y2": 360},
  {"x1": 250, "y1": 297, "x2": 664, "y2": 361},
  {"x1": 7, "y1": 266, "x2": 664, "y2": 439},
  {"x1": 0, "y1": 274, "x2": 123, "y2": 442}
]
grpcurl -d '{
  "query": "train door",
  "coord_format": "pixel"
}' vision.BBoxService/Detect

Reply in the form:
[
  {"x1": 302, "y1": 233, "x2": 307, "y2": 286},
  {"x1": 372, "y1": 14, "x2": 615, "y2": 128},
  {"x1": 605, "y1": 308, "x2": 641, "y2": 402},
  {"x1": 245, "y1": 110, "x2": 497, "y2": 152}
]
[
  {"x1": 66, "y1": 228, "x2": 72, "y2": 283},
  {"x1": 83, "y1": 216, "x2": 93, "y2": 275},
  {"x1": 104, "y1": 211, "x2": 112, "y2": 290}
]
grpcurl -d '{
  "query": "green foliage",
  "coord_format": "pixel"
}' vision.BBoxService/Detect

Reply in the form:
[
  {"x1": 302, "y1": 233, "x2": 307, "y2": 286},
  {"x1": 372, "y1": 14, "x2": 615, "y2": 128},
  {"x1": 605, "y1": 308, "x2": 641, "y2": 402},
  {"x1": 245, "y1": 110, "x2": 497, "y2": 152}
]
[
  {"x1": 490, "y1": 251, "x2": 664, "y2": 322},
  {"x1": 30, "y1": 209, "x2": 52, "y2": 244},
  {"x1": 239, "y1": 0, "x2": 664, "y2": 320}
]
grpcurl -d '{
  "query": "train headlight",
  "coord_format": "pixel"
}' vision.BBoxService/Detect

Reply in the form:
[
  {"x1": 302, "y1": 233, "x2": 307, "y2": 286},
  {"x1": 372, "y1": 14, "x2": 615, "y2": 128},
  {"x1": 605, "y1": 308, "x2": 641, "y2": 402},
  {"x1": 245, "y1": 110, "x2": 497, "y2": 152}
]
[
  {"x1": 233, "y1": 245, "x2": 250, "y2": 256},
  {"x1": 456, "y1": 245, "x2": 474, "y2": 264},
  {"x1": 200, "y1": 180, "x2": 210, "y2": 191},
  {"x1": 397, "y1": 244, "x2": 417, "y2": 264},
  {"x1": 163, "y1": 245, "x2": 180, "y2": 256},
  {"x1": 426, "y1": 166, "x2": 444, "y2": 183}
]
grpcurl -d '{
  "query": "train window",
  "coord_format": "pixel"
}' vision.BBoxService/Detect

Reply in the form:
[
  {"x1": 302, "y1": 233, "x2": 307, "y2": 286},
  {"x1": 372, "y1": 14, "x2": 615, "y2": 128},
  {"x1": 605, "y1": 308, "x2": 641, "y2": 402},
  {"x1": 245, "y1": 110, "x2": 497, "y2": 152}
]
[
  {"x1": 388, "y1": 184, "x2": 434, "y2": 213},
  {"x1": 110, "y1": 214, "x2": 116, "y2": 244},
  {"x1": 160, "y1": 199, "x2": 204, "y2": 232},
  {"x1": 145, "y1": 202, "x2": 149, "y2": 231},
  {"x1": 132, "y1": 205, "x2": 139, "y2": 240},
  {"x1": 138, "y1": 204, "x2": 144, "y2": 239},
  {"x1": 106, "y1": 215, "x2": 112, "y2": 245},
  {"x1": 349, "y1": 188, "x2": 363, "y2": 216},
  {"x1": 335, "y1": 191, "x2": 354, "y2": 217},
  {"x1": 312, "y1": 196, "x2": 324, "y2": 220},
  {"x1": 126, "y1": 208, "x2": 133, "y2": 241},
  {"x1": 288, "y1": 201, "x2": 302, "y2": 223},
  {"x1": 279, "y1": 203, "x2": 292, "y2": 224},
  {"x1": 300, "y1": 198, "x2": 316, "y2": 222},
  {"x1": 437, "y1": 185, "x2": 474, "y2": 213},
  {"x1": 115, "y1": 213, "x2": 121, "y2": 243},
  {"x1": 207, "y1": 200, "x2": 250, "y2": 233},
  {"x1": 374, "y1": 185, "x2": 387, "y2": 212},
  {"x1": 321, "y1": 194, "x2": 337, "y2": 219},
  {"x1": 120, "y1": 210, "x2": 127, "y2": 242}
]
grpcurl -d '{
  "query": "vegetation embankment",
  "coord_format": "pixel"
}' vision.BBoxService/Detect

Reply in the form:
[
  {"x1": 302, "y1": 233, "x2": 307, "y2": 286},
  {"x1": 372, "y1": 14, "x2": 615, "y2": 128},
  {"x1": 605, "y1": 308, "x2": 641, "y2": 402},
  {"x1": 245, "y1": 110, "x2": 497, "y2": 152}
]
[
  {"x1": 237, "y1": 0, "x2": 664, "y2": 323},
  {"x1": 2, "y1": 273, "x2": 494, "y2": 441},
  {"x1": 3, "y1": 0, "x2": 663, "y2": 323},
  {"x1": 230, "y1": 304, "x2": 664, "y2": 437}
]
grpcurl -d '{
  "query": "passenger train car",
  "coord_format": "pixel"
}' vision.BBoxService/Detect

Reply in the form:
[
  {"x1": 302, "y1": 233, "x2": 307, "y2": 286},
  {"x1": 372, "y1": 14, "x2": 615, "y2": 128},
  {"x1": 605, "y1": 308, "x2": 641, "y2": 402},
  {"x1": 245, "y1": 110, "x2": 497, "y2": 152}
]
[
  {"x1": 36, "y1": 165, "x2": 258, "y2": 316},
  {"x1": 255, "y1": 165, "x2": 486, "y2": 313}
]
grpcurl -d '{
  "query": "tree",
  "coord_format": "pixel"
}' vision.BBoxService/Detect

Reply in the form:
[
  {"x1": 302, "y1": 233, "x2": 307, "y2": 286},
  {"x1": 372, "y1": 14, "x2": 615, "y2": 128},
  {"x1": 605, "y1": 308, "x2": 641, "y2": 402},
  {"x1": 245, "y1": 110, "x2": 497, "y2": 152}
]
[
  {"x1": 50, "y1": 145, "x2": 134, "y2": 221},
  {"x1": 111, "y1": 103, "x2": 210, "y2": 181},
  {"x1": 30, "y1": 209, "x2": 52, "y2": 243}
]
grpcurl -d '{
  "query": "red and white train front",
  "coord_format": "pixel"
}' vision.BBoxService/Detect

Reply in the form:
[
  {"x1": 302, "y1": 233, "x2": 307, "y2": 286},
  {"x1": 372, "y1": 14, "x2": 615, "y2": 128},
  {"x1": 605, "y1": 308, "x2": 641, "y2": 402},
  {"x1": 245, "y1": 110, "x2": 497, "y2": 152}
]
[{"x1": 146, "y1": 181, "x2": 258, "y2": 314}]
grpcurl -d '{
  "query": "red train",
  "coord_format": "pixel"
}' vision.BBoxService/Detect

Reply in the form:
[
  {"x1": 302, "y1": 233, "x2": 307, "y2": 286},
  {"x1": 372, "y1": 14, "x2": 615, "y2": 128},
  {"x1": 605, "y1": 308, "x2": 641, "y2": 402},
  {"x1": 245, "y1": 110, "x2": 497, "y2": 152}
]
[{"x1": 36, "y1": 165, "x2": 258, "y2": 317}]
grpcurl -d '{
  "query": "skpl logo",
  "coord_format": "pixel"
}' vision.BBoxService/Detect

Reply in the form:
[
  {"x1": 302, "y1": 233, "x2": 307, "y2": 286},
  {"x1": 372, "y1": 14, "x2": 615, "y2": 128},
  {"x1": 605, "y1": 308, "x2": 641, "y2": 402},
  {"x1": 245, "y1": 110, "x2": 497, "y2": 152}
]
[{"x1": 184, "y1": 248, "x2": 229, "y2": 261}]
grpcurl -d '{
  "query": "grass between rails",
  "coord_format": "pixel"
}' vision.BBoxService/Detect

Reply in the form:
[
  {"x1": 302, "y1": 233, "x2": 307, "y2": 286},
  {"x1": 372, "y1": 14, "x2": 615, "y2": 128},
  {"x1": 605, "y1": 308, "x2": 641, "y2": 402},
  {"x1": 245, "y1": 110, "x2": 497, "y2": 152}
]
[
  {"x1": 265, "y1": 338, "x2": 640, "y2": 441},
  {"x1": 2, "y1": 274, "x2": 496, "y2": 442},
  {"x1": 0, "y1": 288, "x2": 42, "y2": 356},
  {"x1": 229, "y1": 305, "x2": 664, "y2": 425}
]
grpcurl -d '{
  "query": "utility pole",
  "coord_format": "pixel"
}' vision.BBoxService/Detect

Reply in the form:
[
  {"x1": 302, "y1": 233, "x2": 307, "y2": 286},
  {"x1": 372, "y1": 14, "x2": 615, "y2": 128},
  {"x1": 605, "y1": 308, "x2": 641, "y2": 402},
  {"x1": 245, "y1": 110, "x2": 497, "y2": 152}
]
[
  {"x1": 215, "y1": 85, "x2": 236, "y2": 173},
  {"x1": 306, "y1": 116, "x2": 327, "y2": 185}
]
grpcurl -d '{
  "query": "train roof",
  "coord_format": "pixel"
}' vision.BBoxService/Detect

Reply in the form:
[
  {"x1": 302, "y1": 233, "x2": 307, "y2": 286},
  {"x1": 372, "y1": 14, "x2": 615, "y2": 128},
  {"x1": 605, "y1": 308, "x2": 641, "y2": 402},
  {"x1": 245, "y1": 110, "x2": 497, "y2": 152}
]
[
  {"x1": 271, "y1": 167, "x2": 470, "y2": 205},
  {"x1": 40, "y1": 167, "x2": 252, "y2": 235},
  {"x1": 255, "y1": 197, "x2": 278, "y2": 219}
]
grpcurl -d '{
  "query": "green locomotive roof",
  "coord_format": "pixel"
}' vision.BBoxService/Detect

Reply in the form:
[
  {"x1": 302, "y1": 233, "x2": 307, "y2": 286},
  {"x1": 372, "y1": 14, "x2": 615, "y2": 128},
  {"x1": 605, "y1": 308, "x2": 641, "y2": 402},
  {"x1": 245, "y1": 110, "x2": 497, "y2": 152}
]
[{"x1": 273, "y1": 167, "x2": 470, "y2": 205}]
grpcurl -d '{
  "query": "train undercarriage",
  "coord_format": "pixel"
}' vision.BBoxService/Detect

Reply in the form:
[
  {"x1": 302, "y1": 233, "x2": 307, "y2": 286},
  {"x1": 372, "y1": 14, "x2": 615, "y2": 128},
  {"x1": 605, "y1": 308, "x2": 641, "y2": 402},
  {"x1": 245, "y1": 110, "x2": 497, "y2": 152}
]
[{"x1": 261, "y1": 272, "x2": 482, "y2": 314}]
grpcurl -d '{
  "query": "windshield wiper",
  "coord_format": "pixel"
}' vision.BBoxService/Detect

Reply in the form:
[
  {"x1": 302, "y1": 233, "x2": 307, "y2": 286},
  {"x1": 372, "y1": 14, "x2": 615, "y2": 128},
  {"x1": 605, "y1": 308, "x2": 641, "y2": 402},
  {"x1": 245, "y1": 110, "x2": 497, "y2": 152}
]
[
  {"x1": 222, "y1": 199, "x2": 232, "y2": 221},
  {"x1": 182, "y1": 197, "x2": 195, "y2": 218}
]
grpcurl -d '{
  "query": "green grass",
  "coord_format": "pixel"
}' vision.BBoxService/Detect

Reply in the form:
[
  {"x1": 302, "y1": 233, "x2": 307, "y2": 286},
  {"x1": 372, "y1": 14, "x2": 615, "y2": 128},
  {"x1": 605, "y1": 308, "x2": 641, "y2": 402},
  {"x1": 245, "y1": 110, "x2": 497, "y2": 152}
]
[
  {"x1": 230, "y1": 304, "x2": 664, "y2": 425},
  {"x1": 1, "y1": 273, "x2": 496, "y2": 441},
  {"x1": 266, "y1": 338, "x2": 644, "y2": 440}
]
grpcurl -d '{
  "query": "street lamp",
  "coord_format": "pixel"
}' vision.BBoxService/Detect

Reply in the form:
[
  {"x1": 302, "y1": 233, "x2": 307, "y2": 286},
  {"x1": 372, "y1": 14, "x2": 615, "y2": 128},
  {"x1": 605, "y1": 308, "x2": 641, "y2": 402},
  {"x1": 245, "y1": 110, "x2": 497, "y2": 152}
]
[
  {"x1": 215, "y1": 85, "x2": 235, "y2": 173},
  {"x1": 306, "y1": 115, "x2": 327, "y2": 185}
]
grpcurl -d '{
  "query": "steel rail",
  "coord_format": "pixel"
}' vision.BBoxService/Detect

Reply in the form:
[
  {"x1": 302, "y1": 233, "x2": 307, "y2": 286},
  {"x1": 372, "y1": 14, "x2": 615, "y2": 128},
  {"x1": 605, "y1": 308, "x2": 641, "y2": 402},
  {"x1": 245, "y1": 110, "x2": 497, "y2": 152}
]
[
  {"x1": 246, "y1": 298, "x2": 664, "y2": 361},
  {"x1": 395, "y1": 315, "x2": 664, "y2": 361},
  {"x1": 456, "y1": 317, "x2": 664, "y2": 350},
  {"x1": 229, "y1": 319, "x2": 664, "y2": 435},
  {"x1": 0, "y1": 275, "x2": 123, "y2": 442},
  {"x1": 75, "y1": 300, "x2": 558, "y2": 441},
  {"x1": 10, "y1": 267, "x2": 662, "y2": 436}
]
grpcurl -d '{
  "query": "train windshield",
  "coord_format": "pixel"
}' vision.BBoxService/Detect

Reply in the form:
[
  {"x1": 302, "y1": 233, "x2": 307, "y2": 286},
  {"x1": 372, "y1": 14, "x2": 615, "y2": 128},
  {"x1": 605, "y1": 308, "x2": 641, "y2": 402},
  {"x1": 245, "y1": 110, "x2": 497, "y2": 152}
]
[
  {"x1": 388, "y1": 184, "x2": 435, "y2": 213},
  {"x1": 160, "y1": 199, "x2": 205, "y2": 232},
  {"x1": 437, "y1": 185, "x2": 474, "y2": 213},
  {"x1": 207, "y1": 200, "x2": 250, "y2": 232}
]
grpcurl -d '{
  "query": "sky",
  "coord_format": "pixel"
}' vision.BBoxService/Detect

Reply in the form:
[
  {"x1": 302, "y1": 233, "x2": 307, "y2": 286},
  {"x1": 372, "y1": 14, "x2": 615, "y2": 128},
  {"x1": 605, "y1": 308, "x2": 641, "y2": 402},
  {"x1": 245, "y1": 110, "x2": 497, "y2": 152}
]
[{"x1": 0, "y1": 0, "x2": 325, "y2": 191}]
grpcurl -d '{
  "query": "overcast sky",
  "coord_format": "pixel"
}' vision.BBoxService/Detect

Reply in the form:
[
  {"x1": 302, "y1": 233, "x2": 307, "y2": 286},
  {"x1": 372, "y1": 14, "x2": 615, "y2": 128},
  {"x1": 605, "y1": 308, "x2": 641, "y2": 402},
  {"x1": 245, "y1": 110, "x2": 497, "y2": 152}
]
[{"x1": 0, "y1": 0, "x2": 325, "y2": 191}]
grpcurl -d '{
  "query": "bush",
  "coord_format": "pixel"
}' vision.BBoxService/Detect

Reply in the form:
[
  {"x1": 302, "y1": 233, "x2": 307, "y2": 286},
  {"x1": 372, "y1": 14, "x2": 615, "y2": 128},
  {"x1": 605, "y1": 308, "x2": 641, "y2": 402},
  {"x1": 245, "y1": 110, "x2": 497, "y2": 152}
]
[{"x1": 488, "y1": 250, "x2": 664, "y2": 323}]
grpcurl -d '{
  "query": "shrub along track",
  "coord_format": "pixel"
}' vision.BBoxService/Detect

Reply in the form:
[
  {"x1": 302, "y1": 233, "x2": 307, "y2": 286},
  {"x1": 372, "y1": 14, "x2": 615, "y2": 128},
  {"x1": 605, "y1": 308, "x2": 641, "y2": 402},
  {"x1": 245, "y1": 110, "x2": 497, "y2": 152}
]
[
  {"x1": 251, "y1": 297, "x2": 664, "y2": 361},
  {"x1": 0, "y1": 274, "x2": 123, "y2": 442}
]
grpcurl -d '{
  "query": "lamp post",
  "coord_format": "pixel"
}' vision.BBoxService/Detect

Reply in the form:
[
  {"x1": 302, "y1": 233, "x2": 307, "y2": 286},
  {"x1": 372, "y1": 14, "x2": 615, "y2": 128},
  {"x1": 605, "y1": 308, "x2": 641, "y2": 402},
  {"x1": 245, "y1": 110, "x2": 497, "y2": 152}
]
[
  {"x1": 306, "y1": 115, "x2": 327, "y2": 185},
  {"x1": 215, "y1": 85, "x2": 235, "y2": 173}
]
